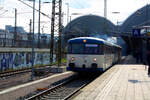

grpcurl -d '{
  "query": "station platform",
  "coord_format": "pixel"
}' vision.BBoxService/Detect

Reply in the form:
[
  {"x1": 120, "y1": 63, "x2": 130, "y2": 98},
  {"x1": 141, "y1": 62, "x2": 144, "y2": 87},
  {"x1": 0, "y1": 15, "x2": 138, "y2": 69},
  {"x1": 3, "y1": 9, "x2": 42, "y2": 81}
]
[
  {"x1": 0, "y1": 71, "x2": 74, "y2": 100},
  {"x1": 72, "y1": 56, "x2": 150, "y2": 100}
]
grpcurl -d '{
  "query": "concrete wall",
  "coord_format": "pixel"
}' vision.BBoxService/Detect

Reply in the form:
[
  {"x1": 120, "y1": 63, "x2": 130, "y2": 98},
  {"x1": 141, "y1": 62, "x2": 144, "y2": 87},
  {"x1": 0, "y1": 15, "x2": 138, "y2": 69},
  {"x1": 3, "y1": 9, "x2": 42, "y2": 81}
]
[{"x1": 0, "y1": 47, "x2": 55, "y2": 71}]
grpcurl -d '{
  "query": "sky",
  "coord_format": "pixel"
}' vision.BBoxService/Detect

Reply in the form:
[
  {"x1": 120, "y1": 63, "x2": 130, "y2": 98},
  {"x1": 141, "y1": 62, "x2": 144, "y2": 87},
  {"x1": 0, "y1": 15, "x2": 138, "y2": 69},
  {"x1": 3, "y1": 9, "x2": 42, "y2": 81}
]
[{"x1": 0, "y1": 0, "x2": 149, "y2": 33}]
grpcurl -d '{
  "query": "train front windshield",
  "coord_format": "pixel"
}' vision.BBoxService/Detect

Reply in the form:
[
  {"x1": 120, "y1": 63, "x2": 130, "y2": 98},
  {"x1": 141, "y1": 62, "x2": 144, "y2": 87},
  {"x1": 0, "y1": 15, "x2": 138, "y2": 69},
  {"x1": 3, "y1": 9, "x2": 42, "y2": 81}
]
[{"x1": 68, "y1": 43, "x2": 100, "y2": 54}]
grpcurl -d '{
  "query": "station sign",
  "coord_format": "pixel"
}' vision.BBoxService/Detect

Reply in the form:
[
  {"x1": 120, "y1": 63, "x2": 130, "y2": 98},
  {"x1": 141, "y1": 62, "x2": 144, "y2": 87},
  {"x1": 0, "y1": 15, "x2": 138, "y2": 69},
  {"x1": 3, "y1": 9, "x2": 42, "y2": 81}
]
[{"x1": 132, "y1": 29, "x2": 141, "y2": 37}]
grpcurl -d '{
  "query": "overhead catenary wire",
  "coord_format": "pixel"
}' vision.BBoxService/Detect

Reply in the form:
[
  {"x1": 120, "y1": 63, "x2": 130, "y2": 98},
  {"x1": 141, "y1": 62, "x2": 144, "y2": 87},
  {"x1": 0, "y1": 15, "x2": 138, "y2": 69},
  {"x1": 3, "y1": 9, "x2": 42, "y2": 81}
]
[{"x1": 18, "y1": 0, "x2": 51, "y2": 19}]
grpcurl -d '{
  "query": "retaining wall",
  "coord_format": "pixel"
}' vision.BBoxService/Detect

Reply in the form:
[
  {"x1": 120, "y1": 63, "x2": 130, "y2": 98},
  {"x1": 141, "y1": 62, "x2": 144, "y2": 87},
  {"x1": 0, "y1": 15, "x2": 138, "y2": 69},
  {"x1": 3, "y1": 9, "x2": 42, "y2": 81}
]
[{"x1": 0, "y1": 47, "x2": 55, "y2": 71}]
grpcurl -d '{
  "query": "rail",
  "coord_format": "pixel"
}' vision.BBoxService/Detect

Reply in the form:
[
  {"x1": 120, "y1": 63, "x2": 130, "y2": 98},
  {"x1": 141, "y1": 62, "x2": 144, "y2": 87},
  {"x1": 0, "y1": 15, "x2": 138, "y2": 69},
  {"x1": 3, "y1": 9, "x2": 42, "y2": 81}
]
[
  {"x1": 26, "y1": 75, "x2": 93, "y2": 100},
  {"x1": 0, "y1": 68, "x2": 31, "y2": 78}
]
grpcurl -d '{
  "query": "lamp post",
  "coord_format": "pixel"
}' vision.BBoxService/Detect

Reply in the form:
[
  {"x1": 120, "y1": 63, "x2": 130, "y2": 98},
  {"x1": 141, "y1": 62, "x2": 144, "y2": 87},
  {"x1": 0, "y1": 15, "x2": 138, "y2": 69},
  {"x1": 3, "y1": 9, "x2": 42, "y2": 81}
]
[
  {"x1": 31, "y1": 0, "x2": 35, "y2": 81},
  {"x1": 20, "y1": 0, "x2": 51, "y2": 80},
  {"x1": 38, "y1": 0, "x2": 41, "y2": 48},
  {"x1": 38, "y1": 1, "x2": 51, "y2": 48},
  {"x1": 112, "y1": 11, "x2": 120, "y2": 32},
  {"x1": 14, "y1": 8, "x2": 17, "y2": 47},
  {"x1": 104, "y1": 0, "x2": 107, "y2": 34}
]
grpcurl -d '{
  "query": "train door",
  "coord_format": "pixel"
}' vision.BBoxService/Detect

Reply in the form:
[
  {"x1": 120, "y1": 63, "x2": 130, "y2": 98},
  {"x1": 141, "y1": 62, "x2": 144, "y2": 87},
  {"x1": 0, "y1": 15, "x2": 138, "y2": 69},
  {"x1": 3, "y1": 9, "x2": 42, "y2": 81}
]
[{"x1": 103, "y1": 45, "x2": 107, "y2": 70}]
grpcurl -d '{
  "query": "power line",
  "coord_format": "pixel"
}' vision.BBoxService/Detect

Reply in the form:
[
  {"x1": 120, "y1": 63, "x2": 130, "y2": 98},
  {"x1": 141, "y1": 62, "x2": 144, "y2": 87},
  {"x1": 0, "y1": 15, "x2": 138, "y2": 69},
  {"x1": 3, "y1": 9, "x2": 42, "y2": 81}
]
[
  {"x1": 0, "y1": 9, "x2": 8, "y2": 16},
  {"x1": 18, "y1": 0, "x2": 51, "y2": 19},
  {"x1": 0, "y1": 16, "x2": 14, "y2": 18}
]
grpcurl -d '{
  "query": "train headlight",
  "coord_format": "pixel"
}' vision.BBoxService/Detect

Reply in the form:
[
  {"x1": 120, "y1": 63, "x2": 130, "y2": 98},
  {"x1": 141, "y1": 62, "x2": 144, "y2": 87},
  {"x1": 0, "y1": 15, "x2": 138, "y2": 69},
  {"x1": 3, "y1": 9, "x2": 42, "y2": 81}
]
[
  {"x1": 71, "y1": 57, "x2": 75, "y2": 61},
  {"x1": 93, "y1": 58, "x2": 97, "y2": 62}
]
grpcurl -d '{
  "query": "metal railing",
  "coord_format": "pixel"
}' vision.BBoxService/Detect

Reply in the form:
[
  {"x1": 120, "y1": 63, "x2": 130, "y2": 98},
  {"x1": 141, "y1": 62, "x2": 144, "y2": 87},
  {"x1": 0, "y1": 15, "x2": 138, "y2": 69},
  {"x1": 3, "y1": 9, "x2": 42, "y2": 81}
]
[{"x1": 0, "y1": 37, "x2": 50, "y2": 48}]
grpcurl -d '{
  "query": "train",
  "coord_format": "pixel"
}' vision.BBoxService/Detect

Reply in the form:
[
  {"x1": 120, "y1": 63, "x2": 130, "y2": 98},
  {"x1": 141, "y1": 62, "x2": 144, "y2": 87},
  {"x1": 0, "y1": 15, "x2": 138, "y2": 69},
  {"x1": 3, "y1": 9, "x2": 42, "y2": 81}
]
[{"x1": 66, "y1": 37, "x2": 122, "y2": 72}]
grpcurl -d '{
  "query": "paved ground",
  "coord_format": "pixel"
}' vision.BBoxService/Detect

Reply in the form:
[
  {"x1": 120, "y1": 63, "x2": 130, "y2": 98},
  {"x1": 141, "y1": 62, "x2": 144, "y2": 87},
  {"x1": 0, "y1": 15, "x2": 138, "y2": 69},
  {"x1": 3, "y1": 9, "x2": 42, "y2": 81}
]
[{"x1": 72, "y1": 56, "x2": 150, "y2": 100}]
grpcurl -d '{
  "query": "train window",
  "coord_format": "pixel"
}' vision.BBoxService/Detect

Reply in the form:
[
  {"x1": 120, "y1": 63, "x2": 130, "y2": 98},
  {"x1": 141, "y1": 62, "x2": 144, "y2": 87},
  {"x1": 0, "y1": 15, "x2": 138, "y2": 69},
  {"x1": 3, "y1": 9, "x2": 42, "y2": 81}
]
[
  {"x1": 85, "y1": 44, "x2": 99, "y2": 54},
  {"x1": 68, "y1": 43, "x2": 103, "y2": 54},
  {"x1": 72, "y1": 43, "x2": 84, "y2": 54},
  {"x1": 103, "y1": 45, "x2": 106, "y2": 54},
  {"x1": 67, "y1": 43, "x2": 72, "y2": 54},
  {"x1": 100, "y1": 45, "x2": 104, "y2": 54},
  {"x1": 68, "y1": 43, "x2": 84, "y2": 54},
  {"x1": 108, "y1": 46, "x2": 111, "y2": 54},
  {"x1": 105, "y1": 46, "x2": 108, "y2": 54}
]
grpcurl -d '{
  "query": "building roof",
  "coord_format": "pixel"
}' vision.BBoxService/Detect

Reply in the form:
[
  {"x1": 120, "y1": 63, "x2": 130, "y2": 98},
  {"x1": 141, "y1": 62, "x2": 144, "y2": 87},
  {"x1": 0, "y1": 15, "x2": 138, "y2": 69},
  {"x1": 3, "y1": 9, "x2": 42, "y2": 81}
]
[
  {"x1": 63, "y1": 14, "x2": 116, "y2": 36},
  {"x1": 121, "y1": 4, "x2": 150, "y2": 32}
]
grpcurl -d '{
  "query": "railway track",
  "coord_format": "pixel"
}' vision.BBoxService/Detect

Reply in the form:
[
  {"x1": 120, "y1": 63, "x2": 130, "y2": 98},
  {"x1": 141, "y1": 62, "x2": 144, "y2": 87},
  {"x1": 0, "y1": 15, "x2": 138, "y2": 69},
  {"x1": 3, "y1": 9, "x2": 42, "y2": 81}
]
[
  {"x1": 26, "y1": 75, "x2": 97, "y2": 100},
  {"x1": 0, "y1": 69, "x2": 31, "y2": 78},
  {"x1": 0, "y1": 62, "x2": 67, "y2": 79}
]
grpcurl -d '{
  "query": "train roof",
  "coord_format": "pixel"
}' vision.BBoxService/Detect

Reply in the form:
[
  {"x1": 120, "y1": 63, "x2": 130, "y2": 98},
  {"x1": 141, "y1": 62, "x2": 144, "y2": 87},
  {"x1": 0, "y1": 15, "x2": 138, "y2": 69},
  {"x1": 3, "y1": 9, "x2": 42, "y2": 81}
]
[{"x1": 68, "y1": 37, "x2": 121, "y2": 48}]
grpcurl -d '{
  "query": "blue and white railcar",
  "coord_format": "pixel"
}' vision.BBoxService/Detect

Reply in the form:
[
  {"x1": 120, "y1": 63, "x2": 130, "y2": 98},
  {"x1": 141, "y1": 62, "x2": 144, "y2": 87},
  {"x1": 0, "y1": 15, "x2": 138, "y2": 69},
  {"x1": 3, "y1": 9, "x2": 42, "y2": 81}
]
[{"x1": 66, "y1": 37, "x2": 121, "y2": 72}]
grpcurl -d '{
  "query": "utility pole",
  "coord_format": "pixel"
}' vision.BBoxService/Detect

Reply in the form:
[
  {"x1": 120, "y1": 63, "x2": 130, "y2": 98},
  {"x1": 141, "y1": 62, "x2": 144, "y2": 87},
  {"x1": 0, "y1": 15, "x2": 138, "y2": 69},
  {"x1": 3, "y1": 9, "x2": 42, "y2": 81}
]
[
  {"x1": 103, "y1": 0, "x2": 107, "y2": 34},
  {"x1": 146, "y1": 4, "x2": 149, "y2": 25},
  {"x1": 104, "y1": 0, "x2": 107, "y2": 19},
  {"x1": 50, "y1": 0, "x2": 55, "y2": 64},
  {"x1": 29, "y1": 19, "x2": 32, "y2": 35},
  {"x1": 66, "y1": 3, "x2": 69, "y2": 24},
  {"x1": 70, "y1": 16, "x2": 71, "y2": 22},
  {"x1": 4, "y1": 30, "x2": 6, "y2": 47},
  {"x1": 58, "y1": 0, "x2": 62, "y2": 67},
  {"x1": 31, "y1": 0, "x2": 35, "y2": 81},
  {"x1": 38, "y1": 0, "x2": 41, "y2": 48},
  {"x1": 14, "y1": 8, "x2": 17, "y2": 47},
  {"x1": 29, "y1": 19, "x2": 32, "y2": 47},
  {"x1": 50, "y1": 0, "x2": 62, "y2": 67},
  {"x1": 112, "y1": 11, "x2": 120, "y2": 32}
]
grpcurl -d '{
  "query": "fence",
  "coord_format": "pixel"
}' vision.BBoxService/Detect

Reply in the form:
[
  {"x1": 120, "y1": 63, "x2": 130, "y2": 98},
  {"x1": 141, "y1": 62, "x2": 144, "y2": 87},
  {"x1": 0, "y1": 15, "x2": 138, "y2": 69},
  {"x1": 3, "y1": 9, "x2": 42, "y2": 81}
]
[{"x1": 0, "y1": 37, "x2": 50, "y2": 48}]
